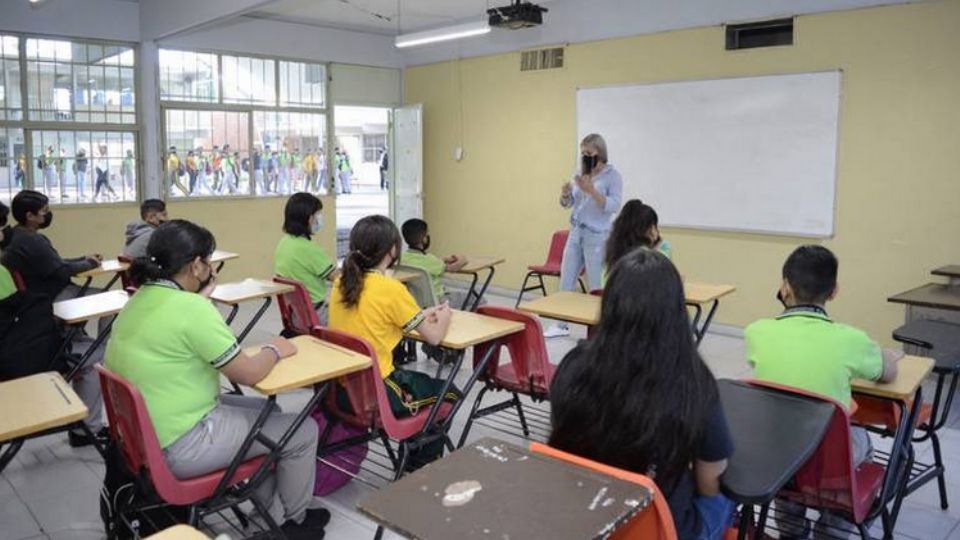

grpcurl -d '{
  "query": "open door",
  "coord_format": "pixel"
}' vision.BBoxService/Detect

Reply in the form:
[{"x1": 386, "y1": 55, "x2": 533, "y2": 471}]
[{"x1": 390, "y1": 104, "x2": 423, "y2": 226}]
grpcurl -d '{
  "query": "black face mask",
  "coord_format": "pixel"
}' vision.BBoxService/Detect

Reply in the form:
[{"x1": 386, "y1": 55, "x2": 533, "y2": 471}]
[
  {"x1": 581, "y1": 154, "x2": 599, "y2": 175},
  {"x1": 196, "y1": 263, "x2": 214, "y2": 293},
  {"x1": 40, "y1": 211, "x2": 53, "y2": 229},
  {"x1": 423, "y1": 234, "x2": 431, "y2": 252},
  {"x1": 776, "y1": 290, "x2": 788, "y2": 309}
]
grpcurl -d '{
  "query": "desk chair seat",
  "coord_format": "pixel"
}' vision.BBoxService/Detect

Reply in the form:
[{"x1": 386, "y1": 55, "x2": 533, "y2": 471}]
[{"x1": 96, "y1": 366, "x2": 281, "y2": 535}]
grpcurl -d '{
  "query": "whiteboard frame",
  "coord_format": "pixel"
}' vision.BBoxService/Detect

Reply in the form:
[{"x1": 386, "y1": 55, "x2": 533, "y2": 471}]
[{"x1": 575, "y1": 69, "x2": 845, "y2": 239}]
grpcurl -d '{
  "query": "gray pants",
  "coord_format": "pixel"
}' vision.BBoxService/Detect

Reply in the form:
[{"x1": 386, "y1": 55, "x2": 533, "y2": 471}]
[
  {"x1": 163, "y1": 394, "x2": 319, "y2": 526},
  {"x1": 56, "y1": 284, "x2": 107, "y2": 430},
  {"x1": 774, "y1": 426, "x2": 873, "y2": 539}
]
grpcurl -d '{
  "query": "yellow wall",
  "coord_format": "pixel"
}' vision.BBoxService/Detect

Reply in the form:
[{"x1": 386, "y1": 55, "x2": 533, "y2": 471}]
[
  {"x1": 42, "y1": 196, "x2": 338, "y2": 288},
  {"x1": 405, "y1": 0, "x2": 960, "y2": 343}
]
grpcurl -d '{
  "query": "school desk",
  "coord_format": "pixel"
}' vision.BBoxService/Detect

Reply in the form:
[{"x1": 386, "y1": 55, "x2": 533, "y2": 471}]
[
  {"x1": 0, "y1": 372, "x2": 90, "y2": 473},
  {"x1": 888, "y1": 283, "x2": 960, "y2": 320},
  {"x1": 75, "y1": 258, "x2": 130, "y2": 294},
  {"x1": 53, "y1": 289, "x2": 130, "y2": 380},
  {"x1": 210, "y1": 249, "x2": 239, "y2": 273},
  {"x1": 404, "y1": 310, "x2": 525, "y2": 456},
  {"x1": 449, "y1": 256, "x2": 505, "y2": 312},
  {"x1": 852, "y1": 355, "x2": 934, "y2": 527},
  {"x1": 387, "y1": 268, "x2": 419, "y2": 283},
  {"x1": 358, "y1": 437, "x2": 653, "y2": 540},
  {"x1": 685, "y1": 282, "x2": 737, "y2": 345},
  {"x1": 210, "y1": 279, "x2": 294, "y2": 344},
  {"x1": 718, "y1": 379, "x2": 834, "y2": 540},
  {"x1": 212, "y1": 335, "x2": 370, "y2": 507},
  {"x1": 145, "y1": 525, "x2": 209, "y2": 540},
  {"x1": 931, "y1": 265, "x2": 960, "y2": 286}
]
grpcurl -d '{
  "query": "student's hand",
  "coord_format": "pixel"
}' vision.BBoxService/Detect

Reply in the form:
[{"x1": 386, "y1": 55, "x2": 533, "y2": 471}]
[
  {"x1": 270, "y1": 337, "x2": 298, "y2": 359},
  {"x1": 882, "y1": 348, "x2": 905, "y2": 363},
  {"x1": 443, "y1": 255, "x2": 458, "y2": 264},
  {"x1": 87, "y1": 253, "x2": 103, "y2": 264},
  {"x1": 560, "y1": 182, "x2": 573, "y2": 198},
  {"x1": 199, "y1": 274, "x2": 218, "y2": 298}
]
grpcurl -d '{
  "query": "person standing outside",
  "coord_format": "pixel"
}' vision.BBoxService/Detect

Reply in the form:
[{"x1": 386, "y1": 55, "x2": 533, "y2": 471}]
[
  {"x1": 121, "y1": 149, "x2": 135, "y2": 196},
  {"x1": 74, "y1": 149, "x2": 89, "y2": 202},
  {"x1": 379, "y1": 146, "x2": 389, "y2": 191},
  {"x1": 544, "y1": 133, "x2": 623, "y2": 338}
]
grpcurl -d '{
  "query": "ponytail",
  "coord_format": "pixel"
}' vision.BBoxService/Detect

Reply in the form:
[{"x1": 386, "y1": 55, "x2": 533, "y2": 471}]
[
  {"x1": 128, "y1": 219, "x2": 216, "y2": 287},
  {"x1": 337, "y1": 215, "x2": 402, "y2": 309}
]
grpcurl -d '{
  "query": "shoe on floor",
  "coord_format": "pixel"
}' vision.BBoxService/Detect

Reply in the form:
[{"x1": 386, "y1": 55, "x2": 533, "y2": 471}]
[
  {"x1": 68, "y1": 426, "x2": 109, "y2": 448},
  {"x1": 543, "y1": 323, "x2": 570, "y2": 338},
  {"x1": 282, "y1": 509, "x2": 330, "y2": 540},
  {"x1": 302, "y1": 508, "x2": 331, "y2": 530}
]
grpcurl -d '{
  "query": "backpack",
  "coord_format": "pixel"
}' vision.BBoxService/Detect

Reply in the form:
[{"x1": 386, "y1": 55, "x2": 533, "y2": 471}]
[
  {"x1": 100, "y1": 440, "x2": 190, "y2": 540},
  {"x1": 311, "y1": 409, "x2": 368, "y2": 496},
  {"x1": 0, "y1": 291, "x2": 65, "y2": 380}
]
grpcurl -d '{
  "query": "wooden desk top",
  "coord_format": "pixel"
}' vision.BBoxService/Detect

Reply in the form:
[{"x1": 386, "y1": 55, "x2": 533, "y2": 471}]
[
  {"x1": 247, "y1": 335, "x2": 371, "y2": 395},
  {"x1": 145, "y1": 525, "x2": 210, "y2": 540},
  {"x1": 451, "y1": 256, "x2": 506, "y2": 274},
  {"x1": 932, "y1": 265, "x2": 960, "y2": 279},
  {"x1": 407, "y1": 310, "x2": 525, "y2": 350},
  {"x1": 387, "y1": 268, "x2": 419, "y2": 283},
  {"x1": 211, "y1": 249, "x2": 239, "y2": 263},
  {"x1": 358, "y1": 437, "x2": 652, "y2": 540},
  {"x1": 519, "y1": 291, "x2": 601, "y2": 326},
  {"x1": 852, "y1": 355, "x2": 934, "y2": 401},
  {"x1": 0, "y1": 372, "x2": 88, "y2": 443},
  {"x1": 888, "y1": 283, "x2": 960, "y2": 311},
  {"x1": 684, "y1": 281, "x2": 737, "y2": 305},
  {"x1": 76, "y1": 258, "x2": 130, "y2": 278},
  {"x1": 210, "y1": 278, "x2": 294, "y2": 305},
  {"x1": 53, "y1": 289, "x2": 130, "y2": 324}
]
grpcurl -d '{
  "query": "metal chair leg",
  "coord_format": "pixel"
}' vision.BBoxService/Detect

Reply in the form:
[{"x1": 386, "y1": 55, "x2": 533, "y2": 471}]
[
  {"x1": 931, "y1": 430, "x2": 949, "y2": 509},
  {"x1": 512, "y1": 393, "x2": 530, "y2": 437}
]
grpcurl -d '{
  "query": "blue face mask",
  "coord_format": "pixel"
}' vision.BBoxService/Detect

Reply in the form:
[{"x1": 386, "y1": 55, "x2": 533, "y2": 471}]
[{"x1": 311, "y1": 213, "x2": 324, "y2": 234}]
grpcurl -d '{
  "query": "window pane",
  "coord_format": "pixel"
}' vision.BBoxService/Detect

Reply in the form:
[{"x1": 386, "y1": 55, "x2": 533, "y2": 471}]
[
  {"x1": 222, "y1": 55, "x2": 275, "y2": 105},
  {"x1": 0, "y1": 127, "x2": 25, "y2": 205},
  {"x1": 279, "y1": 61, "x2": 325, "y2": 108},
  {"x1": 159, "y1": 49, "x2": 218, "y2": 103},
  {"x1": 164, "y1": 109, "x2": 250, "y2": 198},
  {"x1": 253, "y1": 111, "x2": 326, "y2": 196},
  {"x1": 30, "y1": 129, "x2": 137, "y2": 204},
  {"x1": 0, "y1": 35, "x2": 21, "y2": 121}
]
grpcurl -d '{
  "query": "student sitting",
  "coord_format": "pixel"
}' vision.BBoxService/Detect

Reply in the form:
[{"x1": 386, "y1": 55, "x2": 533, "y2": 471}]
[
  {"x1": 550, "y1": 248, "x2": 734, "y2": 540},
  {"x1": 274, "y1": 193, "x2": 336, "y2": 325},
  {"x1": 105, "y1": 220, "x2": 329, "y2": 539},
  {"x1": 329, "y1": 215, "x2": 458, "y2": 468},
  {"x1": 0, "y1": 191, "x2": 107, "y2": 446},
  {"x1": 124, "y1": 198, "x2": 168, "y2": 259},
  {"x1": 400, "y1": 218, "x2": 473, "y2": 309},
  {"x1": 605, "y1": 199, "x2": 672, "y2": 274},
  {"x1": 745, "y1": 245, "x2": 899, "y2": 539}
]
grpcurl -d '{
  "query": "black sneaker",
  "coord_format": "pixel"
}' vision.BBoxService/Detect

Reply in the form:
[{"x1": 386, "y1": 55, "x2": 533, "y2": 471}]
[
  {"x1": 68, "y1": 427, "x2": 109, "y2": 448},
  {"x1": 282, "y1": 519, "x2": 327, "y2": 540},
  {"x1": 302, "y1": 508, "x2": 331, "y2": 530}
]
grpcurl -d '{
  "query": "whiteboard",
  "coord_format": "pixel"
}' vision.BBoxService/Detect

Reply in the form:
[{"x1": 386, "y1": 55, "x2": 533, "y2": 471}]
[{"x1": 576, "y1": 71, "x2": 841, "y2": 237}]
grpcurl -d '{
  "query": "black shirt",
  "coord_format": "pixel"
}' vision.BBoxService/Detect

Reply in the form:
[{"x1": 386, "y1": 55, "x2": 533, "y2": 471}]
[{"x1": 0, "y1": 227, "x2": 98, "y2": 300}]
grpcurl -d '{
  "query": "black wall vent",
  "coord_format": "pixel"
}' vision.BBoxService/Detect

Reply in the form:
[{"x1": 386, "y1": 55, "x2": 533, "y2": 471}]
[{"x1": 726, "y1": 18, "x2": 794, "y2": 50}]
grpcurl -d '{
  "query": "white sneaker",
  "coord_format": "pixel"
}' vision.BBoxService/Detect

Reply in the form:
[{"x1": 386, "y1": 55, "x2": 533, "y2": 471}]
[{"x1": 543, "y1": 323, "x2": 570, "y2": 338}]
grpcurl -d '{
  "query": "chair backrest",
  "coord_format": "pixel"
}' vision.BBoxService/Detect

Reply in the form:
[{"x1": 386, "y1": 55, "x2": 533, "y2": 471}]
[
  {"x1": 273, "y1": 276, "x2": 320, "y2": 336},
  {"x1": 395, "y1": 264, "x2": 438, "y2": 308},
  {"x1": 10, "y1": 268, "x2": 25, "y2": 291},
  {"x1": 745, "y1": 379, "x2": 873, "y2": 523},
  {"x1": 545, "y1": 230, "x2": 570, "y2": 267},
  {"x1": 95, "y1": 365, "x2": 190, "y2": 505},
  {"x1": 529, "y1": 442, "x2": 678, "y2": 540},
  {"x1": 474, "y1": 306, "x2": 553, "y2": 396},
  {"x1": 117, "y1": 255, "x2": 136, "y2": 290}
]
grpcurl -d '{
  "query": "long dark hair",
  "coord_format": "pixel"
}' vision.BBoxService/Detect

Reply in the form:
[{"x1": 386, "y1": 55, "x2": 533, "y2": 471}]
[
  {"x1": 129, "y1": 219, "x2": 216, "y2": 287},
  {"x1": 549, "y1": 248, "x2": 718, "y2": 488},
  {"x1": 339, "y1": 215, "x2": 401, "y2": 308},
  {"x1": 605, "y1": 199, "x2": 660, "y2": 270},
  {"x1": 283, "y1": 192, "x2": 322, "y2": 239}
]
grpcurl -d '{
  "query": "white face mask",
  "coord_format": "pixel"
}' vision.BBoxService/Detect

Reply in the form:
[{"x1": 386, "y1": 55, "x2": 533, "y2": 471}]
[{"x1": 310, "y1": 212, "x2": 324, "y2": 234}]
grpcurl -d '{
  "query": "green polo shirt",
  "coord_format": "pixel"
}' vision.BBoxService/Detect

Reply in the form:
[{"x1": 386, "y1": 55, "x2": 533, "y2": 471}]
[
  {"x1": 0, "y1": 265, "x2": 17, "y2": 300},
  {"x1": 105, "y1": 281, "x2": 240, "y2": 448},
  {"x1": 274, "y1": 234, "x2": 335, "y2": 304},
  {"x1": 745, "y1": 308, "x2": 883, "y2": 409},
  {"x1": 401, "y1": 249, "x2": 446, "y2": 300}
]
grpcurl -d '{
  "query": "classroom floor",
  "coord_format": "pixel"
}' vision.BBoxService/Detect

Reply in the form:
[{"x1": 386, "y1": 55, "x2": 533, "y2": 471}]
[{"x1": 3, "y1": 288, "x2": 960, "y2": 540}]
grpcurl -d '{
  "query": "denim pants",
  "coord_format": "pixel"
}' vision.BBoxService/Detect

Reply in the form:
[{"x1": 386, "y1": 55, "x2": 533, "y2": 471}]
[
  {"x1": 695, "y1": 493, "x2": 737, "y2": 540},
  {"x1": 559, "y1": 226, "x2": 608, "y2": 292}
]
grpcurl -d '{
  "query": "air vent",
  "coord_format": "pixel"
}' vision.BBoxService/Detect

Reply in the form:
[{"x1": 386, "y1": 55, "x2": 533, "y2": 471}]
[
  {"x1": 725, "y1": 18, "x2": 794, "y2": 50},
  {"x1": 520, "y1": 47, "x2": 564, "y2": 72}
]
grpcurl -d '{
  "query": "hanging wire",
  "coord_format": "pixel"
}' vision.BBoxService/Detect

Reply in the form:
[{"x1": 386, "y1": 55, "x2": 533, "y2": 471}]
[{"x1": 336, "y1": 0, "x2": 393, "y2": 22}]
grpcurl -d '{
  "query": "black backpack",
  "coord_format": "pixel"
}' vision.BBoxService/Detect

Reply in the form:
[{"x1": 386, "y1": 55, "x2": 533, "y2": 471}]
[{"x1": 0, "y1": 291, "x2": 65, "y2": 380}]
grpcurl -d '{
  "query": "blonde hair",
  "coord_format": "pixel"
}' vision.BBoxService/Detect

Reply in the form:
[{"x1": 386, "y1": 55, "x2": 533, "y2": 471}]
[{"x1": 580, "y1": 133, "x2": 608, "y2": 163}]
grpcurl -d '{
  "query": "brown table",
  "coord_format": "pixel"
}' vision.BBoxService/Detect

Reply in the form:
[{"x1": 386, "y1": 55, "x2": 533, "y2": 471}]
[
  {"x1": 0, "y1": 372, "x2": 90, "y2": 473},
  {"x1": 211, "y1": 279, "x2": 295, "y2": 344},
  {"x1": 387, "y1": 268, "x2": 419, "y2": 283},
  {"x1": 75, "y1": 258, "x2": 130, "y2": 293},
  {"x1": 932, "y1": 265, "x2": 960, "y2": 285},
  {"x1": 358, "y1": 437, "x2": 653, "y2": 540},
  {"x1": 53, "y1": 290, "x2": 131, "y2": 380},
  {"x1": 210, "y1": 249, "x2": 239, "y2": 272},
  {"x1": 449, "y1": 256, "x2": 505, "y2": 311},
  {"x1": 145, "y1": 525, "x2": 209, "y2": 540},
  {"x1": 888, "y1": 283, "x2": 960, "y2": 319}
]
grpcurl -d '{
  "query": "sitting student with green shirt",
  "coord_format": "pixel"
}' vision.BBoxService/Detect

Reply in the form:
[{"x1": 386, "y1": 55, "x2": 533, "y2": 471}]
[
  {"x1": 274, "y1": 192, "x2": 337, "y2": 325},
  {"x1": 106, "y1": 220, "x2": 330, "y2": 540},
  {"x1": 400, "y1": 218, "x2": 472, "y2": 309},
  {"x1": 745, "y1": 245, "x2": 900, "y2": 539}
]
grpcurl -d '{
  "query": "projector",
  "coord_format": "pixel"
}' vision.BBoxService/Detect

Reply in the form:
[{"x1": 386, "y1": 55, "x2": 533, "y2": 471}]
[{"x1": 487, "y1": 1, "x2": 548, "y2": 30}]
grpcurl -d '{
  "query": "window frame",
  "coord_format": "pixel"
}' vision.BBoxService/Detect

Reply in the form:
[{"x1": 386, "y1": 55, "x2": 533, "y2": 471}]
[{"x1": 0, "y1": 31, "x2": 141, "y2": 207}]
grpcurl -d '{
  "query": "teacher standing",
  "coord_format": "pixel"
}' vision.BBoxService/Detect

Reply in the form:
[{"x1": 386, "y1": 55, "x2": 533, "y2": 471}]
[{"x1": 545, "y1": 133, "x2": 623, "y2": 338}]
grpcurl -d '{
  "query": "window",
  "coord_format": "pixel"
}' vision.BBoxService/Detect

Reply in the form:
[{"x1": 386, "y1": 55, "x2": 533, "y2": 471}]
[
  {"x1": 25, "y1": 39, "x2": 135, "y2": 124},
  {"x1": 0, "y1": 127, "x2": 25, "y2": 204},
  {"x1": 279, "y1": 61, "x2": 325, "y2": 108},
  {"x1": 0, "y1": 36, "x2": 21, "y2": 121},
  {"x1": 30, "y1": 130, "x2": 137, "y2": 203},
  {"x1": 159, "y1": 50, "x2": 218, "y2": 103},
  {"x1": 164, "y1": 109, "x2": 250, "y2": 197},
  {"x1": 222, "y1": 55, "x2": 275, "y2": 105},
  {"x1": 362, "y1": 134, "x2": 386, "y2": 162}
]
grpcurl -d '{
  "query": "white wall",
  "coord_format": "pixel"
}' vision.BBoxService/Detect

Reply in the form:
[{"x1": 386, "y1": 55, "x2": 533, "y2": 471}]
[{"x1": 0, "y1": 0, "x2": 140, "y2": 42}]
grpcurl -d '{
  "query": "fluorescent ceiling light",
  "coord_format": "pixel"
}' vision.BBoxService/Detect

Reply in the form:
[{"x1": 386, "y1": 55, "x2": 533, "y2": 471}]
[{"x1": 395, "y1": 20, "x2": 491, "y2": 48}]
